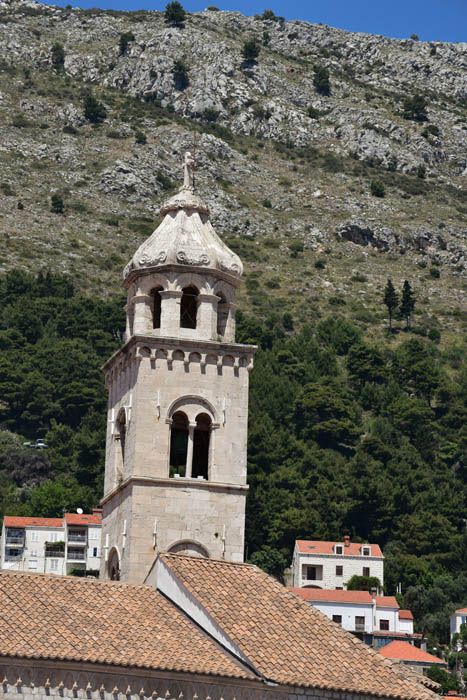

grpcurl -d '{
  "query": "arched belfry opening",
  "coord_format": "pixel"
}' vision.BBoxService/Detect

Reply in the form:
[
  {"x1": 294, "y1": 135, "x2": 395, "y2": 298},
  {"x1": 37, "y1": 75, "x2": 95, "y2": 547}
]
[
  {"x1": 151, "y1": 287, "x2": 162, "y2": 329},
  {"x1": 169, "y1": 411, "x2": 189, "y2": 476},
  {"x1": 216, "y1": 293, "x2": 228, "y2": 338},
  {"x1": 108, "y1": 548, "x2": 120, "y2": 581},
  {"x1": 192, "y1": 413, "x2": 211, "y2": 479},
  {"x1": 116, "y1": 410, "x2": 126, "y2": 465},
  {"x1": 180, "y1": 286, "x2": 199, "y2": 329}
]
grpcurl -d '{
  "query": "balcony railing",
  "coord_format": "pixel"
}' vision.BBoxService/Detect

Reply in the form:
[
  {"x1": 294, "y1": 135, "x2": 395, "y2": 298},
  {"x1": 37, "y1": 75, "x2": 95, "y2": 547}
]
[
  {"x1": 67, "y1": 551, "x2": 86, "y2": 561},
  {"x1": 68, "y1": 534, "x2": 87, "y2": 544},
  {"x1": 355, "y1": 624, "x2": 366, "y2": 633},
  {"x1": 45, "y1": 550, "x2": 65, "y2": 558},
  {"x1": 6, "y1": 537, "x2": 25, "y2": 545},
  {"x1": 5, "y1": 554, "x2": 23, "y2": 561}
]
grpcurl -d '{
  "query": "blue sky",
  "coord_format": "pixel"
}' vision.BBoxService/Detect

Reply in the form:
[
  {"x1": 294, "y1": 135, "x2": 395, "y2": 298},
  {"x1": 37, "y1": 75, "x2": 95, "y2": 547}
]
[{"x1": 43, "y1": 0, "x2": 466, "y2": 42}]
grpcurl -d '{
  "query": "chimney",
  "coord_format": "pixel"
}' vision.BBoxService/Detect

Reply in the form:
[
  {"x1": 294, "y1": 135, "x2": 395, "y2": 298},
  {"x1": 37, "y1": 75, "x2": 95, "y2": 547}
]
[
  {"x1": 92, "y1": 507, "x2": 103, "y2": 517},
  {"x1": 344, "y1": 535, "x2": 350, "y2": 547},
  {"x1": 371, "y1": 587, "x2": 377, "y2": 599}
]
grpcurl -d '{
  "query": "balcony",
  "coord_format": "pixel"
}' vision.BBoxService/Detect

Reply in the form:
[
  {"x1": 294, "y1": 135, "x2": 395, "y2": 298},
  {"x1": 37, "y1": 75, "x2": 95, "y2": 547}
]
[
  {"x1": 45, "y1": 550, "x2": 65, "y2": 558},
  {"x1": 67, "y1": 550, "x2": 86, "y2": 561},
  {"x1": 6, "y1": 537, "x2": 25, "y2": 545},
  {"x1": 5, "y1": 554, "x2": 23, "y2": 561},
  {"x1": 355, "y1": 624, "x2": 366, "y2": 633},
  {"x1": 67, "y1": 532, "x2": 87, "y2": 545}
]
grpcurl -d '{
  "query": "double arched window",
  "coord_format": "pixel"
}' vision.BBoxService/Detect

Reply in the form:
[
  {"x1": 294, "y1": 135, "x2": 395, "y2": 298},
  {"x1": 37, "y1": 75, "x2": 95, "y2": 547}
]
[{"x1": 169, "y1": 410, "x2": 212, "y2": 480}]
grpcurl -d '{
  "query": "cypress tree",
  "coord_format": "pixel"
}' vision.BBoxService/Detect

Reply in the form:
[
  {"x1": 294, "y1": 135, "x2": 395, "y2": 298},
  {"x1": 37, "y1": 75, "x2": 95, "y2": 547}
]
[
  {"x1": 400, "y1": 280, "x2": 415, "y2": 330},
  {"x1": 383, "y1": 279, "x2": 398, "y2": 331}
]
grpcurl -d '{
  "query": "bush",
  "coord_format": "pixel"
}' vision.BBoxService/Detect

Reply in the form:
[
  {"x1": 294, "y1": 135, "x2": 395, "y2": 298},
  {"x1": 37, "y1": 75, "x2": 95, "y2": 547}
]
[
  {"x1": 135, "y1": 130, "x2": 147, "y2": 144},
  {"x1": 173, "y1": 59, "x2": 189, "y2": 90},
  {"x1": 83, "y1": 95, "x2": 107, "y2": 124},
  {"x1": 50, "y1": 194, "x2": 64, "y2": 214},
  {"x1": 410, "y1": 33, "x2": 419, "y2": 40},
  {"x1": 63, "y1": 124, "x2": 78, "y2": 135},
  {"x1": 262, "y1": 199, "x2": 272, "y2": 208},
  {"x1": 206, "y1": 5, "x2": 219, "y2": 9},
  {"x1": 164, "y1": 1, "x2": 185, "y2": 26},
  {"x1": 289, "y1": 241, "x2": 304, "y2": 257},
  {"x1": 403, "y1": 94, "x2": 428, "y2": 122},
  {"x1": 17, "y1": 200, "x2": 24, "y2": 210},
  {"x1": 242, "y1": 39, "x2": 260, "y2": 61},
  {"x1": 119, "y1": 31, "x2": 135, "y2": 55},
  {"x1": 51, "y1": 42, "x2": 65, "y2": 70},
  {"x1": 422, "y1": 124, "x2": 440, "y2": 138},
  {"x1": 202, "y1": 107, "x2": 219, "y2": 122},
  {"x1": 417, "y1": 164, "x2": 426, "y2": 179},
  {"x1": 11, "y1": 114, "x2": 32, "y2": 128},
  {"x1": 370, "y1": 180, "x2": 385, "y2": 197},
  {"x1": 314, "y1": 259, "x2": 326, "y2": 269},
  {"x1": 157, "y1": 171, "x2": 175, "y2": 191},
  {"x1": 307, "y1": 105, "x2": 322, "y2": 120},
  {"x1": 0, "y1": 182, "x2": 15, "y2": 196},
  {"x1": 313, "y1": 64, "x2": 330, "y2": 96},
  {"x1": 428, "y1": 328, "x2": 441, "y2": 342},
  {"x1": 429, "y1": 267, "x2": 440, "y2": 278}
]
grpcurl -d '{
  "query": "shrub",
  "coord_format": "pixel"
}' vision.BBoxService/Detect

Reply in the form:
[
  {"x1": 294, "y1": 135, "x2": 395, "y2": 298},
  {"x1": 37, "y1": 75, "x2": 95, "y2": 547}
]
[
  {"x1": 50, "y1": 194, "x2": 64, "y2": 214},
  {"x1": 157, "y1": 171, "x2": 175, "y2": 190},
  {"x1": 313, "y1": 64, "x2": 330, "y2": 96},
  {"x1": 262, "y1": 199, "x2": 272, "y2": 208},
  {"x1": 164, "y1": 1, "x2": 185, "y2": 26},
  {"x1": 119, "y1": 31, "x2": 135, "y2": 55},
  {"x1": 51, "y1": 42, "x2": 65, "y2": 70},
  {"x1": 403, "y1": 94, "x2": 428, "y2": 121},
  {"x1": 11, "y1": 114, "x2": 32, "y2": 128},
  {"x1": 106, "y1": 130, "x2": 125, "y2": 139},
  {"x1": 17, "y1": 200, "x2": 24, "y2": 210},
  {"x1": 417, "y1": 164, "x2": 426, "y2": 179},
  {"x1": 206, "y1": 5, "x2": 219, "y2": 9},
  {"x1": 307, "y1": 105, "x2": 322, "y2": 120},
  {"x1": 63, "y1": 124, "x2": 78, "y2": 135},
  {"x1": 370, "y1": 180, "x2": 385, "y2": 198},
  {"x1": 0, "y1": 182, "x2": 15, "y2": 196},
  {"x1": 422, "y1": 124, "x2": 440, "y2": 138},
  {"x1": 429, "y1": 267, "x2": 440, "y2": 278},
  {"x1": 410, "y1": 33, "x2": 419, "y2": 40},
  {"x1": 83, "y1": 95, "x2": 107, "y2": 124},
  {"x1": 202, "y1": 107, "x2": 219, "y2": 122},
  {"x1": 135, "y1": 130, "x2": 147, "y2": 144},
  {"x1": 289, "y1": 241, "x2": 304, "y2": 257},
  {"x1": 314, "y1": 259, "x2": 326, "y2": 269},
  {"x1": 428, "y1": 328, "x2": 441, "y2": 342},
  {"x1": 173, "y1": 59, "x2": 189, "y2": 90},
  {"x1": 242, "y1": 39, "x2": 261, "y2": 61}
]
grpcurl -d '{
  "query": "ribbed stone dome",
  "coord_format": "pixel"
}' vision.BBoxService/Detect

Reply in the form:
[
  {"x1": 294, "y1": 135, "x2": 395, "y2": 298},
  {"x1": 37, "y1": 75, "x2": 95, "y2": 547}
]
[{"x1": 123, "y1": 162, "x2": 243, "y2": 282}]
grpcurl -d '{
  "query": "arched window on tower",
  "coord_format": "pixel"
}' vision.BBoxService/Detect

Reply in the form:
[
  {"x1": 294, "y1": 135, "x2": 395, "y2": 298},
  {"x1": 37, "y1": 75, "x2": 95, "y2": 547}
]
[
  {"x1": 216, "y1": 293, "x2": 228, "y2": 338},
  {"x1": 180, "y1": 286, "x2": 199, "y2": 329},
  {"x1": 151, "y1": 287, "x2": 162, "y2": 329},
  {"x1": 192, "y1": 413, "x2": 211, "y2": 479},
  {"x1": 169, "y1": 411, "x2": 188, "y2": 477},
  {"x1": 116, "y1": 410, "x2": 126, "y2": 466}
]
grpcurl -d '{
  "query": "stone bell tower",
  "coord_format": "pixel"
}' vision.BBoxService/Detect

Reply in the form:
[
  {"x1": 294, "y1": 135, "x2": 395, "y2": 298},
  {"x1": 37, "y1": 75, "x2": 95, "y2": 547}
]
[{"x1": 100, "y1": 152, "x2": 256, "y2": 584}]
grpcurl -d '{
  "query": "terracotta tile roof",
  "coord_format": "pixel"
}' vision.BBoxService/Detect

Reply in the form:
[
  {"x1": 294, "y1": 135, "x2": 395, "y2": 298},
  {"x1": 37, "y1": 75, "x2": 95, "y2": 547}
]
[
  {"x1": 399, "y1": 610, "x2": 414, "y2": 620},
  {"x1": 296, "y1": 539, "x2": 383, "y2": 557},
  {"x1": 0, "y1": 570, "x2": 254, "y2": 680},
  {"x1": 377, "y1": 596, "x2": 400, "y2": 608},
  {"x1": 3, "y1": 516, "x2": 63, "y2": 528},
  {"x1": 64, "y1": 513, "x2": 102, "y2": 525},
  {"x1": 161, "y1": 554, "x2": 436, "y2": 700},
  {"x1": 455, "y1": 608, "x2": 467, "y2": 613},
  {"x1": 375, "y1": 631, "x2": 424, "y2": 638},
  {"x1": 289, "y1": 587, "x2": 373, "y2": 604},
  {"x1": 378, "y1": 642, "x2": 445, "y2": 665}
]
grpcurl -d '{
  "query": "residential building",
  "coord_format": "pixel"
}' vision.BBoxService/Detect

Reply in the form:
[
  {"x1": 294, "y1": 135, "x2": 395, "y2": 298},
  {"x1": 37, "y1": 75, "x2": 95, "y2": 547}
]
[
  {"x1": 450, "y1": 607, "x2": 467, "y2": 642},
  {"x1": 291, "y1": 536, "x2": 384, "y2": 590},
  {"x1": 378, "y1": 640, "x2": 446, "y2": 674},
  {"x1": 0, "y1": 511, "x2": 102, "y2": 575},
  {"x1": 290, "y1": 587, "x2": 424, "y2": 649}
]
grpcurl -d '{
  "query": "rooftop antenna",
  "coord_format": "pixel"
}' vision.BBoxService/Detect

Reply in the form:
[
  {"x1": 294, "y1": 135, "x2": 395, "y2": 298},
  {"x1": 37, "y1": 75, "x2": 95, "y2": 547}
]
[{"x1": 76, "y1": 507, "x2": 83, "y2": 515}]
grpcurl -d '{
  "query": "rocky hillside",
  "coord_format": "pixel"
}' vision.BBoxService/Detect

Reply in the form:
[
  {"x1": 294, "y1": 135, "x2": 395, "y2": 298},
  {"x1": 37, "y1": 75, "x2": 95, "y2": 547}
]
[{"x1": 0, "y1": 0, "x2": 466, "y2": 341}]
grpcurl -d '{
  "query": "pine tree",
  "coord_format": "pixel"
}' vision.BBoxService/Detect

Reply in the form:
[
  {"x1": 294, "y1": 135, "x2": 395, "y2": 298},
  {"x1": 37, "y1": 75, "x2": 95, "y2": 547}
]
[
  {"x1": 164, "y1": 1, "x2": 185, "y2": 27},
  {"x1": 400, "y1": 280, "x2": 415, "y2": 330},
  {"x1": 383, "y1": 279, "x2": 398, "y2": 331}
]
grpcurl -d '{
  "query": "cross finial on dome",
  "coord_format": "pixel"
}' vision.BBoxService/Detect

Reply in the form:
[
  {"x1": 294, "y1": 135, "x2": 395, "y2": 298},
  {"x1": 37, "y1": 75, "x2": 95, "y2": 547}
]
[{"x1": 182, "y1": 150, "x2": 195, "y2": 191}]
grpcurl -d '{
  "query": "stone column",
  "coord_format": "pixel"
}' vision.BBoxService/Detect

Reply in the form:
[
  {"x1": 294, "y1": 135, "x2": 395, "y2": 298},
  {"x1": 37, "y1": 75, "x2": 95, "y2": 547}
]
[
  {"x1": 159, "y1": 290, "x2": 182, "y2": 337},
  {"x1": 186, "y1": 422, "x2": 196, "y2": 478},
  {"x1": 198, "y1": 293, "x2": 220, "y2": 340},
  {"x1": 132, "y1": 294, "x2": 152, "y2": 335}
]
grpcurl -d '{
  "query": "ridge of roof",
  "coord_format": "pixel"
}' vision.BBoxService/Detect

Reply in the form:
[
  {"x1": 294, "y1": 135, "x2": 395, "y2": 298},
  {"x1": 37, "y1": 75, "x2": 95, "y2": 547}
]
[
  {"x1": 378, "y1": 641, "x2": 445, "y2": 664},
  {"x1": 160, "y1": 554, "x2": 436, "y2": 700},
  {"x1": 3, "y1": 516, "x2": 63, "y2": 527},
  {"x1": 455, "y1": 607, "x2": 467, "y2": 613},
  {"x1": 296, "y1": 539, "x2": 384, "y2": 557}
]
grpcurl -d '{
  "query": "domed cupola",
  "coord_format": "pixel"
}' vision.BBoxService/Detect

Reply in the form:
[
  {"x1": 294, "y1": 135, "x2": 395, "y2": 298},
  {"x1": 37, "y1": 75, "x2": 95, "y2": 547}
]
[{"x1": 123, "y1": 152, "x2": 242, "y2": 344}]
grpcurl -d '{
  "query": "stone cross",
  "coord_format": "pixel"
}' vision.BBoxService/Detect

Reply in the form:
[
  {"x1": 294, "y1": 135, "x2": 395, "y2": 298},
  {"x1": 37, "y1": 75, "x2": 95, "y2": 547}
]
[{"x1": 183, "y1": 150, "x2": 195, "y2": 189}]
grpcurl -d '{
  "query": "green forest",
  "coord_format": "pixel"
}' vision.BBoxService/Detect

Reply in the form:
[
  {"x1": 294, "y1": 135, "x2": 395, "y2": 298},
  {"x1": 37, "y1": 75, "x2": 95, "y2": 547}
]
[{"x1": 0, "y1": 269, "x2": 466, "y2": 648}]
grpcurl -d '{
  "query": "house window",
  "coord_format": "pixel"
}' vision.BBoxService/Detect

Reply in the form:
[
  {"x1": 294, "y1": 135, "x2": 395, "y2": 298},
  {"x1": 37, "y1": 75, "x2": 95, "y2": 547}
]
[
  {"x1": 50, "y1": 560, "x2": 58, "y2": 571},
  {"x1": 336, "y1": 587, "x2": 343, "y2": 590},
  {"x1": 380, "y1": 619, "x2": 389, "y2": 631},
  {"x1": 335, "y1": 545, "x2": 343, "y2": 554},
  {"x1": 151, "y1": 287, "x2": 162, "y2": 329},
  {"x1": 362, "y1": 547, "x2": 370, "y2": 556},
  {"x1": 363, "y1": 567, "x2": 370, "y2": 577},
  {"x1": 192, "y1": 413, "x2": 211, "y2": 479},
  {"x1": 31, "y1": 531, "x2": 39, "y2": 542},
  {"x1": 306, "y1": 566, "x2": 317, "y2": 581},
  {"x1": 89, "y1": 528, "x2": 99, "y2": 540},
  {"x1": 169, "y1": 411, "x2": 189, "y2": 476},
  {"x1": 92, "y1": 547, "x2": 98, "y2": 557},
  {"x1": 332, "y1": 615, "x2": 342, "y2": 625},
  {"x1": 28, "y1": 560, "x2": 37, "y2": 570},
  {"x1": 355, "y1": 616, "x2": 365, "y2": 631},
  {"x1": 180, "y1": 286, "x2": 199, "y2": 329},
  {"x1": 336, "y1": 565, "x2": 343, "y2": 576}
]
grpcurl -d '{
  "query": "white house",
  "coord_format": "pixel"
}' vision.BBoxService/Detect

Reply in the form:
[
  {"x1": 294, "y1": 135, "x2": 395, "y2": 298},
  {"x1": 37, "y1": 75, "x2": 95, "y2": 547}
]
[
  {"x1": 289, "y1": 588, "x2": 423, "y2": 649},
  {"x1": 450, "y1": 607, "x2": 467, "y2": 642},
  {"x1": 0, "y1": 511, "x2": 102, "y2": 575},
  {"x1": 291, "y1": 536, "x2": 384, "y2": 590}
]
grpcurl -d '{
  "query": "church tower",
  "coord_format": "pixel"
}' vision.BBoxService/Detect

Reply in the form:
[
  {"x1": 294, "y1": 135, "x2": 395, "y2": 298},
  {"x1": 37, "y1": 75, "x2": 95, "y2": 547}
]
[{"x1": 100, "y1": 153, "x2": 256, "y2": 583}]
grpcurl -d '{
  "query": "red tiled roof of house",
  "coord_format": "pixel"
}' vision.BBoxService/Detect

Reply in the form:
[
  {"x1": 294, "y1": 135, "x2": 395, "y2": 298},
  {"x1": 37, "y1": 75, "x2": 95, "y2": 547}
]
[
  {"x1": 378, "y1": 641, "x2": 445, "y2": 665},
  {"x1": 377, "y1": 596, "x2": 399, "y2": 608},
  {"x1": 3, "y1": 516, "x2": 63, "y2": 528},
  {"x1": 399, "y1": 610, "x2": 414, "y2": 620},
  {"x1": 0, "y1": 570, "x2": 254, "y2": 679},
  {"x1": 455, "y1": 608, "x2": 467, "y2": 613},
  {"x1": 64, "y1": 512, "x2": 102, "y2": 525},
  {"x1": 289, "y1": 588, "x2": 373, "y2": 604},
  {"x1": 374, "y1": 631, "x2": 424, "y2": 638},
  {"x1": 296, "y1": 539, "x2": 383, "y2": 557},
  {"x1": 161, "y1": 554, "x2": 436, "y2": 700}
]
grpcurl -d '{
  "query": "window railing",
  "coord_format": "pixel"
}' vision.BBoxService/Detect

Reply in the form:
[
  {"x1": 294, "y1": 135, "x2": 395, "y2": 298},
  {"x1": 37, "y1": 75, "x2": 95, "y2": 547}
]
[
  {"x1": 68, "y1": 533, "x2": 86, "y2": 543},
  {"x1": 5, "y1": 554, "x2": 23, "y2": 561},
  {"x1": 355, "y1": 623, "x2": 365, "y2": 632},
  {"x1": 6, "y1": 537, "x2": 25, "y2": 545},
  {"x1": 67, "y1": 551, "x2": 86, "y2": 561},
  {"x1": 45, "y1": 550, "x2": 65, "y2": 558}
]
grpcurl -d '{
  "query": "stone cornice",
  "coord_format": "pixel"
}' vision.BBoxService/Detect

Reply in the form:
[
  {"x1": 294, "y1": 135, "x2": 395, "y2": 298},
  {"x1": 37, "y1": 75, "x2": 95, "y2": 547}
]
[
  {"x1": 100, "y1": 476, "x2": 249, "y2": 506},
  {"x1": 123, "y1": 264, "x2": 242, "y2": 290}
]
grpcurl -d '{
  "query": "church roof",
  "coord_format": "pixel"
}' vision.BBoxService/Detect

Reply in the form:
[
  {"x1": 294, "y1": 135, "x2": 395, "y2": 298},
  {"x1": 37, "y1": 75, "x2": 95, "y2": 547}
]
[
  {"x1": 0, "y1": 570, "x2": 253, "y2": 680},
  {"x1": 123, "y1": 167, "x2": 243, "y2": 284},
  {"x1": 160, "y1": 554, "x2": 436, "y2": 700}
]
